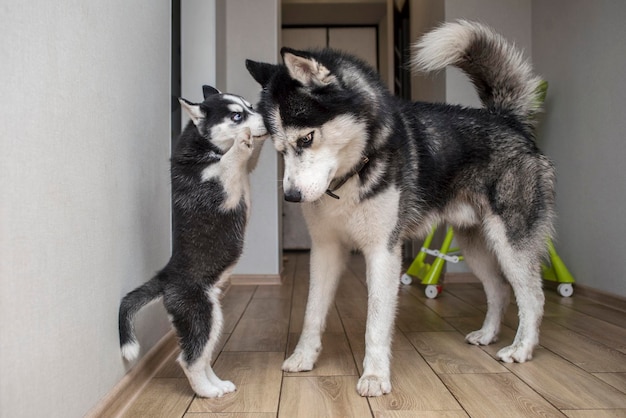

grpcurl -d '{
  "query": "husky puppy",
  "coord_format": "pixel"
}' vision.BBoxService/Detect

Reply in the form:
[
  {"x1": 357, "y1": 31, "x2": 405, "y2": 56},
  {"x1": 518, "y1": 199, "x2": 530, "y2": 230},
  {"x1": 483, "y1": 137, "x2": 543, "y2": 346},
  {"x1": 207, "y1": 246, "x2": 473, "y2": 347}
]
[
  {"x1": 118, "y1": 85, "x2": 267, "y2": 398},
  {"x1": 246, "y1": 20, "x2": 556, "y2": 397}
]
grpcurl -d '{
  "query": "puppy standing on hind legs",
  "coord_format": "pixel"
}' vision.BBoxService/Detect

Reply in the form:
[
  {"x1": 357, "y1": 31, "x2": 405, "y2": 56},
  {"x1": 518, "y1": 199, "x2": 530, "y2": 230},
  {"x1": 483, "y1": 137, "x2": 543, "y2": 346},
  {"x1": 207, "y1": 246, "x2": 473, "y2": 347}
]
[
  {"x1": 118, "y1": 85, "x2": 267, "y2": 398},
  {"x1": 247, "y1": 19, "x2": 555, "y2": 396}
]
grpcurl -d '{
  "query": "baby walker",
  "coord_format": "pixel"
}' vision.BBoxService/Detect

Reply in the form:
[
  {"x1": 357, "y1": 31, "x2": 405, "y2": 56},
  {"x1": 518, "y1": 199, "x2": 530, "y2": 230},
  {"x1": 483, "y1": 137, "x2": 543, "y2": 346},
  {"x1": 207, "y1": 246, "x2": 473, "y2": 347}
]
[
  {"x1": 401, "y1": 228, "x2": 575, "y2": 298},
  {"x1": 400, "y1": 227, "x2": 463, "y2": 299},
  {"x1": 541, "y1": 239, "x2": 575, "y2": 297}
]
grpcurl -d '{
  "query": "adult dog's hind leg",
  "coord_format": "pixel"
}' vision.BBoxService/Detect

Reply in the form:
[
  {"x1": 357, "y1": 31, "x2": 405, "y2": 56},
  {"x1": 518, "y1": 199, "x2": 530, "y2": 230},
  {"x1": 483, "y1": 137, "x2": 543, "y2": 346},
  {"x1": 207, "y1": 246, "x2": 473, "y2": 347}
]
[
  {"x1": 169, "y1": 286, "x2": 235, "y2": 398},
  {"x1": 454, "y1": 227, "x2": 510, "y2": 346},
  {"x1": 484, "y1": 220, "x2": 545, "y2": 363},
  {"x1": 282, "y1": 238, "x2": 348, "y2": 372},
  {"x1": 357, "y1": 244, "x2": 402, "y2": 397}
]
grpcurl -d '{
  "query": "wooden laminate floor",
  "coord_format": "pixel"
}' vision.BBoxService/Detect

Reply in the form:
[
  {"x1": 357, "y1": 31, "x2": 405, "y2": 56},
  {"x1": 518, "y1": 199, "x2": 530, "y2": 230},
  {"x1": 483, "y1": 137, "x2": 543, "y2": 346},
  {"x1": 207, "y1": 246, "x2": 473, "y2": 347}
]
[{"x1": 122, "y1": 252, "x2": 626, "y2": 418}]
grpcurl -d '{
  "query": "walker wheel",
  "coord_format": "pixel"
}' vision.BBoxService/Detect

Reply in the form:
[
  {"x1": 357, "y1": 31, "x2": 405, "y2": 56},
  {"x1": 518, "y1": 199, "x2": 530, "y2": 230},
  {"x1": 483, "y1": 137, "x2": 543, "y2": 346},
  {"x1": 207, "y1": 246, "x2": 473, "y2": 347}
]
[
  {"x1": 557, "y1": 283, "x2": 574, "y2": 297},
  {"x1": 425, "y1": 285, "x2": 442, "y2": 299},
  {"x1": 400, "y1": 274, "x2": 413, "y2": 285}
]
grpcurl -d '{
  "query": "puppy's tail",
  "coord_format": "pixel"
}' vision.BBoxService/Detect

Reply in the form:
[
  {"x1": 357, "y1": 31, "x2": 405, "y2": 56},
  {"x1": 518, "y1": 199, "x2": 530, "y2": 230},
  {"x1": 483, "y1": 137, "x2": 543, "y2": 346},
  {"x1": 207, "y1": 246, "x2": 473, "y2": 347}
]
[
  {"x1": 118, "y1": 272, "x2": 165, "y2": 361},
  {"x1": 411, "y1": 20, "x2": 543, "y2": 131}
]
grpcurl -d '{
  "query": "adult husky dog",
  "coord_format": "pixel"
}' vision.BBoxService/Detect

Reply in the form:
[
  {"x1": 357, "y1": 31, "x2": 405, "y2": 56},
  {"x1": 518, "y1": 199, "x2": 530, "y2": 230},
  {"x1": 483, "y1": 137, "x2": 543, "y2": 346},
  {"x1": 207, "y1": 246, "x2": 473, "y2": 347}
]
[
  {"x1": 119, "y1": 86, "x2": 267, "y2": 398},
  {"x1": 246, "y1": 20, "x2": 555, "y2": 397}
]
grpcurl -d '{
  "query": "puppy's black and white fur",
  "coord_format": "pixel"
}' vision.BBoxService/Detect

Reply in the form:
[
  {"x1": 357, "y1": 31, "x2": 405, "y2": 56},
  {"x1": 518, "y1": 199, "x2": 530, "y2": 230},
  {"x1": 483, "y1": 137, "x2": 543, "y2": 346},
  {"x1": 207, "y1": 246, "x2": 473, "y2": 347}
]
[
  {"x1": 246, "y1": 21, "x2": 555, "y2": 397},
  {"x1": 118, "y1": 86, "x2": 267, "y2": 398}
]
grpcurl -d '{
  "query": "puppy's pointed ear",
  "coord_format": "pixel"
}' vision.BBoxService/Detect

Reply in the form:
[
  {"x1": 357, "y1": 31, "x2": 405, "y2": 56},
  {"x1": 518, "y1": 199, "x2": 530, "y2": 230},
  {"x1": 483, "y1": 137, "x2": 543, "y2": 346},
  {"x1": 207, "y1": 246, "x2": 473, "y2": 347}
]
[
  {"x1": 202, "y1": 85, "x2": 221, "y2": 99},
  {"x1": 281, "y1": 48, "x2": 335, "y2": 87},
  {"x1": 246, "y1": 59, "x2": 278, "y2": 88},
  {"x1": 178, "y1": 98, "x2": 204, "y2": 126}
]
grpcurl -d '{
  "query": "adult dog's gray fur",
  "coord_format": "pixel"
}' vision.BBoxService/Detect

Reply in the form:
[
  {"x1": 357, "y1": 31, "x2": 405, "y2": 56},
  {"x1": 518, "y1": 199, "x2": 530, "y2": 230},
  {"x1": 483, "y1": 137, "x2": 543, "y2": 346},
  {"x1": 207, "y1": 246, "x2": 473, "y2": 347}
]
[{"x1": 246, "y1": 20, "x2": 555, "y2": 397}]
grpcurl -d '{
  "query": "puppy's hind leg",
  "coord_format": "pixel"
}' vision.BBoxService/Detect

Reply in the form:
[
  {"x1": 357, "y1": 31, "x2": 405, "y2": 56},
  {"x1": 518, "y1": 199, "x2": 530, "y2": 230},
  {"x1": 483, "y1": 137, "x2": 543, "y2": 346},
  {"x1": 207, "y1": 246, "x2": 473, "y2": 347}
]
[
  {"x1": 168, "y1": 285, "x2": 235, "y2": 398},
  {"x1": 203, "y1": 287, "x2": 235, "y2": 394},
  {"x1": 455, "y1": 227, "x2": 510, "y2": 346}
]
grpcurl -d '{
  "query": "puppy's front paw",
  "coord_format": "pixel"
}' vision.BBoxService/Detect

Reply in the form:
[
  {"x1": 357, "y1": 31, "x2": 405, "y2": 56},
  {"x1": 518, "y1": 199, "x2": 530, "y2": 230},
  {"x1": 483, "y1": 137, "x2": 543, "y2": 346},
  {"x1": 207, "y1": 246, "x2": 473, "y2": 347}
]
[
  {"x1": 227, "y1": 128, "x2": 253, "y2": 165},
  {"x1": 213, "y1": 379, "x2": 237, "y2": 395},
  {"x1": 237, "y1": 128, "x2": 253, "y2": 150}
]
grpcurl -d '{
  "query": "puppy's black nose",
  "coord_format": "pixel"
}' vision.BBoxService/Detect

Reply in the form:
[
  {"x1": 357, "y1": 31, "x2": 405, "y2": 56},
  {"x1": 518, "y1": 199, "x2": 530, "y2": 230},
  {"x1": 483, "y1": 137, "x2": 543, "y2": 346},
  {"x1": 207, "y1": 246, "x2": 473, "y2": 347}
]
[{"x1": 284, "y1": 189, "x2": 302, "y2": 202}]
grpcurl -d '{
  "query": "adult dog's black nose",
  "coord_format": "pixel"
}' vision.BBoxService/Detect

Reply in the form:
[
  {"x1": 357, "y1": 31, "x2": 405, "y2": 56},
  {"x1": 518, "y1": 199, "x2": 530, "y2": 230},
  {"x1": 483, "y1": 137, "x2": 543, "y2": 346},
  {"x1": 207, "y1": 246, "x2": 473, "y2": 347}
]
[{"x1": 284, "y1": 189, "x2": 302, "y2": 202}]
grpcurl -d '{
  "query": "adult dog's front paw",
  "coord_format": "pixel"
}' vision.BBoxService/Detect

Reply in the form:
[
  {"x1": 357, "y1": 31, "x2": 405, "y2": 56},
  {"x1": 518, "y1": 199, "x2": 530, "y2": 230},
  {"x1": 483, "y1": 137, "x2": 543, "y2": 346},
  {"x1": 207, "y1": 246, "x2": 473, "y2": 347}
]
[
  {"x1": 356, "y1": 374, "x2": 391, "y2": 397},
  {"x1": 466, "y1": 329, "x2": 498, "y2": 346},
  {"x1": 282, "y1": 351, "x2": 315, "y2": 372},
  {"x1": 497, "y1": 343, "x2": 533, "y2": 363}
]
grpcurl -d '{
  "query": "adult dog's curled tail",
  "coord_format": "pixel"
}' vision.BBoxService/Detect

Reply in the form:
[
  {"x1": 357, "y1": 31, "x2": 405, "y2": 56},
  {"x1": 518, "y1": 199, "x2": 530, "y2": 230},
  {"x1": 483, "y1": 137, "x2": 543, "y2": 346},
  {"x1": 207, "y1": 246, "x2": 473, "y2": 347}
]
[
  {"x1": 118, "y1": 272, "x2": 165, "y2": 361},
  {"x1": 411, "y1": 20, "x2": 543, "y2": 131}
]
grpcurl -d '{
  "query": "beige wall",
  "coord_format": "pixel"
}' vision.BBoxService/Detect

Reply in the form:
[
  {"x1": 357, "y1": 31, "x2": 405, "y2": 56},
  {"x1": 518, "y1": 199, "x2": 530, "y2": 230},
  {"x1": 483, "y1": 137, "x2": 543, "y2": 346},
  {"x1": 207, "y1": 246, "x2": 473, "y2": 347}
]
[{"x1": 0, "y1": 2, "x2": 172, "y2": 417}]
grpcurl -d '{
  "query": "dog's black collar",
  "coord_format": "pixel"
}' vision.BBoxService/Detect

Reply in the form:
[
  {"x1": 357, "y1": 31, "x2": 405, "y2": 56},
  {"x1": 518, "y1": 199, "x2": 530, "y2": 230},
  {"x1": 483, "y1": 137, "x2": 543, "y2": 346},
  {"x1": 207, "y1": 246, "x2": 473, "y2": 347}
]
[{"x1": 325, "y1": 156, "x2": 370, "y2": 199}]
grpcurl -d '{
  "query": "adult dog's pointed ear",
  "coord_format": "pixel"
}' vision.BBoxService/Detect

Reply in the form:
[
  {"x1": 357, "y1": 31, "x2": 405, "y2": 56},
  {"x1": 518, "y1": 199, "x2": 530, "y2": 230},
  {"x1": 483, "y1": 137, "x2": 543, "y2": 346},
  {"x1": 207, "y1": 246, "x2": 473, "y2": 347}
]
[
  {"x1": 178, "y1": 98, "x2": 204, "y2": 126},
  {"x1": 281, "y1": 47, "x2": 335, "y2": 87},
  {"x1": 246, "y1": 59, "x2": 278, "y2": 88},
  {"x1": 202, "y1": 85, "x2": 221, "y2": 99}
]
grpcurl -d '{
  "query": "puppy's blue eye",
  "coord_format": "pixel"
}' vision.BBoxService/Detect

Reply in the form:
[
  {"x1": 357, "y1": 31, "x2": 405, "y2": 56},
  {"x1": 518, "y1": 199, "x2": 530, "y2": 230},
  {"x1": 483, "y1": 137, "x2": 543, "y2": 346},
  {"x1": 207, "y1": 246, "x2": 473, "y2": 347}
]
[{"x1": 231, "y1": 112, "x2": 243, "y2": 122}]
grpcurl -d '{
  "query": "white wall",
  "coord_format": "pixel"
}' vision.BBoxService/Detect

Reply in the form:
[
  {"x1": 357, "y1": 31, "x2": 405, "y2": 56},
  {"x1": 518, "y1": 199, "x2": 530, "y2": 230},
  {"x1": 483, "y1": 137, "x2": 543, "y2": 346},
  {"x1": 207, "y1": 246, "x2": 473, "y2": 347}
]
[
  {"x1": 0, "y1": 2, "x2": 172, "y2": 417},
  {"x1": 532, "y1": 0, "x2": 626, "y2": 297},
  {"x1": 223, "y1": 0, "x2": 282, "y2": 277},
  {"x1": 179, "y1": 0, "x2": 281, "y2": 277},
  {"x1": 181, "y1": 0, "x2": 217, "y2": 103}
]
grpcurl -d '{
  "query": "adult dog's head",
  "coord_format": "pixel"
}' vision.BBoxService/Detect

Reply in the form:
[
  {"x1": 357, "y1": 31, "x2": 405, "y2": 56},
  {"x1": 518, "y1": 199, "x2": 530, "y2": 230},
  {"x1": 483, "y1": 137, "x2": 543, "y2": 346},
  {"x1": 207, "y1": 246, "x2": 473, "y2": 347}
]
[{"x1": 246, "y1": 48, "x2": 379, "y2": 202}]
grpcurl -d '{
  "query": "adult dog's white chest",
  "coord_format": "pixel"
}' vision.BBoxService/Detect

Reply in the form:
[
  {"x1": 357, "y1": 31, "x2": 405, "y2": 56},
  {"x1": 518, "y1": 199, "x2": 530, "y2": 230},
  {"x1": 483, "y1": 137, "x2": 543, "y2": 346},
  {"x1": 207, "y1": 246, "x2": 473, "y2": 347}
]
[{"x1": 301, "y1": 179, "x2": 401, "y2": 251}]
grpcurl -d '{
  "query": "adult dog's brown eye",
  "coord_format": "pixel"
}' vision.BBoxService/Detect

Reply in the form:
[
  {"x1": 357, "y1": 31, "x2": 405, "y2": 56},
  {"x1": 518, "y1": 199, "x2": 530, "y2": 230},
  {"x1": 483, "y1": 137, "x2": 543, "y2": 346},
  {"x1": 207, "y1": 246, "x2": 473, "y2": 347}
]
[{"x1": 298, "y1": 131, "x2": 314, "y2": 148}]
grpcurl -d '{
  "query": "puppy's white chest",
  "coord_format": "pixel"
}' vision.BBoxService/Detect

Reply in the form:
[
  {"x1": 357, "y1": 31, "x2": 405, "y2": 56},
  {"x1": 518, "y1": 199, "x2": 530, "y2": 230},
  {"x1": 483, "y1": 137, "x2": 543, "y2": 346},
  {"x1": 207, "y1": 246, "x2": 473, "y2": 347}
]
[{"x1": 201, "y1": 162, "x2": 250, "y2": 213}]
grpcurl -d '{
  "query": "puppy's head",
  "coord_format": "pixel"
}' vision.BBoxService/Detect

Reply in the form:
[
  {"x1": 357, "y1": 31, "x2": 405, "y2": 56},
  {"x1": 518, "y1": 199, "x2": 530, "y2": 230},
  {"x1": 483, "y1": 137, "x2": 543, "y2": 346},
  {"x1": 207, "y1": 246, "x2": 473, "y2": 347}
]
[
  {"x1": 246, "y1": 49, "x2": 369, "y2": 202},
  {"x1": 179, "y1": 85, "x2": 268, "y2": 152}
]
